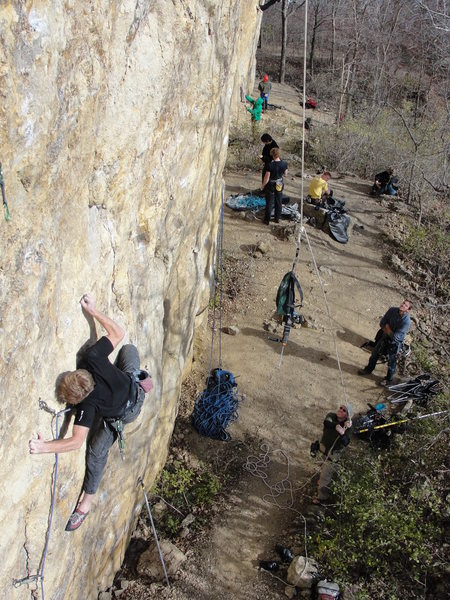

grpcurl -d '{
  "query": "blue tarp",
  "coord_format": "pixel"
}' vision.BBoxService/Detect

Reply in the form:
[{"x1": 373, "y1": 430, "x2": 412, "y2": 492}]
[{"x1": 226, "y1": 194, "x2": 266, "y2": 211}]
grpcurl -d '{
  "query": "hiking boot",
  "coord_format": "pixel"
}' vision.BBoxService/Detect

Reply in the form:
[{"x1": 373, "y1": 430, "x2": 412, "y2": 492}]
[
  {"x1": 65, "y1": 508, "x2": 89, "y2": 532},
  {"x1": 358, "y1": 368, "x2": 371, "y2": 376}
]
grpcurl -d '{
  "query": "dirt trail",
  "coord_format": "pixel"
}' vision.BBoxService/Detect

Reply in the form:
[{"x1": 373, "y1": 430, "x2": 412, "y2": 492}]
[{"x1": 122, "y1": 83, "x2": 409, "y2": 599}]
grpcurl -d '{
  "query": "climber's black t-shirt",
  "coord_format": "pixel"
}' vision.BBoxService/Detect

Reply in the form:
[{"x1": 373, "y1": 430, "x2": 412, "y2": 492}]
[
  {"x1": 75, "y1": 337, "x2": 132, "y2": 429},
  {"x1": 268, "y1": 160, "x2": 288, "y2": 181}
]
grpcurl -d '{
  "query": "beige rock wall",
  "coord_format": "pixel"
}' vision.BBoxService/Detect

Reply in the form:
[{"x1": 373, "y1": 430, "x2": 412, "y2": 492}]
[{"x1": 0, "y1": 1, "x2": 260, "y2": 598}]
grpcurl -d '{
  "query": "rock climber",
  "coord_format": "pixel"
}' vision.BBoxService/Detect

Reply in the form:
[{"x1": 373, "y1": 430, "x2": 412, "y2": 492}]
[
  {"x1": 260, "y1": 133, "x2": 279, "y2": 182},
  {"x1": 307, "y1": 171, "x2": 332, "y2": 205},
  {"x1": 358, "y1": 299, "x2": 412, "y2": 386},
  {"x1": 245, "y1": 92, "x2": 264, "y2": 139},
  {"x1": 258, "y1": 73, "x2": 272, "y2": 111},
  {"x1": 261, "y1": 147, "x2": 288, "y2": 224},
  {"x1": 29, "y1": 293, "x2": 152, "y2": 531},
  {"x1": 312, "y1": 404, "x2": 353, "y2": 504}
]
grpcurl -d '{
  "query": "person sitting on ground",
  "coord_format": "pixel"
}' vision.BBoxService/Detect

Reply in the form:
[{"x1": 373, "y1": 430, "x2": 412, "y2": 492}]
[
  {"x1": 371, "y1": 168, "x2": 398, "y2": 196},
  {"x1": 358, "y1": 299, "x2": 411, "y2": 386},
  {"x1": 261, "y1": 147, "x2": 288, "y2": 225},
  {"x1": 312, "y1": 404, "x2": 353, "y2": 504},
  {"x1": 29, "y1": 293, "x2": 152, "y2": 531},
  {"x1": 308, "y1": 171, "x2": 332, "y2": 205},
  {"x1": 258, "y1": 74, "x2": 272, "y2": 111},
  {"x1": 260, "y1": 133, "x2": 279, "y2": 183}
]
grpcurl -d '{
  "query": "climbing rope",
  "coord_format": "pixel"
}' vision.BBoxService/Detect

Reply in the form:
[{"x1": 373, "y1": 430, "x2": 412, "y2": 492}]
[
  {"x1": 244, "y1": 443, "x2": 308, "y2": 574},
  {"x1": 193, "y1": 183, "x2": 244, "y2": 440},
  {"x1": 303, "y1": 227, "x2": 349, "y2": 406},
  {"x1": 0, "y1": 162, "x2": 10, "y2": 222},
  {"x1": 138, "y1": 478, "x2": 170, "y2": 587},
  {"x1": 192, "y1": 368, "x2": 242, "y2": 440},
  {"x1": 299, "y1": 0, "x2": 308, "y2": 226},
  {"x1": 208, "y1": 181, "x2": 225, "y2": 373},
  {"x1": 14, "y1": 400, "x2": 71, "y2": 599}
]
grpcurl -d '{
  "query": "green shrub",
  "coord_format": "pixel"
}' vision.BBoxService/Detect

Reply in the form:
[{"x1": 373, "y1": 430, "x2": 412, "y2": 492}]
[
  {"x1": 152, "y1": 461, "x2": 222, "y2": 537},
  {"x1": 310, "y1": 409, "x2": 448, "y2": 599}
]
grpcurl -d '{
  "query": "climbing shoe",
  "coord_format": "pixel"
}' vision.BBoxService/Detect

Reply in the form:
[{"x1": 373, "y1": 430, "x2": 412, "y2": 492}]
[
  {"x1": 358, "y1": 368, "x2": 371, "y2": 376},
  {"x1": 65, "y1": 508, "x2": 89, "y2": 532}
]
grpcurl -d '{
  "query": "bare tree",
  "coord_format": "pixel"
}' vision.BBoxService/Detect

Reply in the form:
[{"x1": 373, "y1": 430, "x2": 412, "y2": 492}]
[
  {"x1": 308, "y1": 0, "x2": 330, "y2": 76},
  {"x1": 279, "y1": 0, "x2": 306, "y2": 83}
]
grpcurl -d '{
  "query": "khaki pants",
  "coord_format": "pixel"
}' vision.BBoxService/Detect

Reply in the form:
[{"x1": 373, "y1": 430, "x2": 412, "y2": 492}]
[{"x1": 317, "y1": 444, "x2": 342, "y2": 501}]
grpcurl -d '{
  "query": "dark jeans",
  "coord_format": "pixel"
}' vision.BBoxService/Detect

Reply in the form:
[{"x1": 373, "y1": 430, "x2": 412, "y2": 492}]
[
  {"x1": 264, "y1": 182, "x2": 282, "y2": 223},
  {"x1": 83, "y1": 344, "x2": 144, "y2": 495},
  {"x1": 365, "y1": 334, "x2": 398, "y2": 381},
  {"x1": 261, "y1": 94, "x2": 269, "y2": 111}
]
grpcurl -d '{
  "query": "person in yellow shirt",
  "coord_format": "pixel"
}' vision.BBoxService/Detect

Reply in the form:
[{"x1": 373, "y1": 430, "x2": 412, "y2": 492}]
[{"x1": 308, "y1": 171, "x2": 331, "y2": 205}]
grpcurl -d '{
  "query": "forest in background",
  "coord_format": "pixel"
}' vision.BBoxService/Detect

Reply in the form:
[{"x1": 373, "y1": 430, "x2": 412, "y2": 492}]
[{"x1": 258, "y1": 0, "x2": 448, "y2": 223}]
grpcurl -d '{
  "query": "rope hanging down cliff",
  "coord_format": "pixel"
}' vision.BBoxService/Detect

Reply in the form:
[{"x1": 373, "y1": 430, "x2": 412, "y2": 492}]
[
  {"x1": 13, "y1": 401, "x2": 71, "y2": 600},
  {"x1": 192, "y1": 182, "x2": 244, "y2": 441}
]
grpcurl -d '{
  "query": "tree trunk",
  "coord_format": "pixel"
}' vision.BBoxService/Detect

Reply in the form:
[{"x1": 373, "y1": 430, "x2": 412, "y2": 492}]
[
  {"x1": 330, "y1": 5, "x2": 337, "y2": 71},
  {"x1": 308, "y1": 5, "x2": 319, "y2": 76},
  {"x1": 279, "y1": 0, "x2": 288, "y2": 83}
]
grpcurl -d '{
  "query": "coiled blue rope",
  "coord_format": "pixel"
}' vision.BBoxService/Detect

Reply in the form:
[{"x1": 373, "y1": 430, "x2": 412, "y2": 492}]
[{"x1": 192, "y1": 369, "x2": 243, "y2": 441}]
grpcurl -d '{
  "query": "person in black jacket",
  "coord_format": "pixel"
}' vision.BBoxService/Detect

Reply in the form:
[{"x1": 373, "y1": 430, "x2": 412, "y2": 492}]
[
  {"x1": 260, "y1": 133, "x2": 279, "y2": 182},
  {"x1": 313, "y1": 404, "x2": 352, "y2": 504},
  {"x1": 261, "y1": 147, "x2": 288, "y2": 224}
]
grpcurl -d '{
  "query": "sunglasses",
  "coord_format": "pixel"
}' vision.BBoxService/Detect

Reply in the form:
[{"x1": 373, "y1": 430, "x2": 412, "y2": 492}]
[{"x1": 339, "y1": 406, "x2": 348, "y2": 413}]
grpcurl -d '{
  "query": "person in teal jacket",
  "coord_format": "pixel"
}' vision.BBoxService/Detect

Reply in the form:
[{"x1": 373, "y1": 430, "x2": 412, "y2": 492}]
[
  {"x1": 245, "y1": 93, "x2": 263, "y2": 121},
  {"x1": 245, "y1": 93, "x2": 263, "y2": 140}
]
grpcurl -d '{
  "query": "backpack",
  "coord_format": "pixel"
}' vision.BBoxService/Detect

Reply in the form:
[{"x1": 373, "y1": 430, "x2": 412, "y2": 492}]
[{"x1": 276, "y1": 271, "x2": 303, "y2": 317}]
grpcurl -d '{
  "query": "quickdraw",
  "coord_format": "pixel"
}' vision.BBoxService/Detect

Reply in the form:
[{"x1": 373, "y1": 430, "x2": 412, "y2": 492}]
[{"x1": 0, "y1": 162, "x2": 10, "y2": 222}]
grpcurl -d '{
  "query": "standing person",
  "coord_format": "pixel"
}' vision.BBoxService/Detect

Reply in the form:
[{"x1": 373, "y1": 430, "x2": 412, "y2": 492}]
[
  {"x1": 245, "y1": 93, "x2": 263, "y2": 140},
  {"x1": 308, "y1": 171, "x2": 332, "y2": 205},
  {"x1": 258, "y1": 74, "x2": 272, "y2": 111},
  {"x1": 260, "y1": 133, "x2": 279, "y2": 183},
  {"x1": 261, "y1": 147, "x2": 288, "y2": 224},
  {"x1": 313, "y1": 404, "x2": 353, "y2": 504},
  {"x1": 358, "y1": 299, "x2": 411, "y2": 385},
  {"x1": 29, "y1": 293, "x2": 152, "y2": 531}
]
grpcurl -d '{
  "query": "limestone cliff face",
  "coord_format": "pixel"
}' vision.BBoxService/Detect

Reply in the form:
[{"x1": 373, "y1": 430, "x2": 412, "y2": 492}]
[{"x1": 0, "y1": 1, "x2": 259, "y2": 597}]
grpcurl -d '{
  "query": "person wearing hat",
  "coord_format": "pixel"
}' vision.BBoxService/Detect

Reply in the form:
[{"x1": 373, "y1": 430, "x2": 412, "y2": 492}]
[
  {"x1": 258, "y1": 74, "x2": 272, "y2": 111},
  {"x1": 312, "y1": 404, "x2": 353, "y2": 504}
]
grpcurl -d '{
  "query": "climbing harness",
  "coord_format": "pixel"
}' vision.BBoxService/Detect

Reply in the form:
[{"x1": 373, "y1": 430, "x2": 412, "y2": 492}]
[
  {"x1": 138, "y1": 477, "x2": 170, "y2": 587},
  {"x1": 192, "y1": 183, "x2": 244, "y2": 441},
  {"x1": 13, "y1": 400, "x2": 71, "y2": 600},
  {"x1": 0, "y1": 162, "x2": 10, "y2": 222}
]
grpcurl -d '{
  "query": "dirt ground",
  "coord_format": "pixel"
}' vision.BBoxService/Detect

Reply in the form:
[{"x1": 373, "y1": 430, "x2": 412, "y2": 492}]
[{"x1": 115, "y1": 83, "x2": 413, "y2": 600}]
